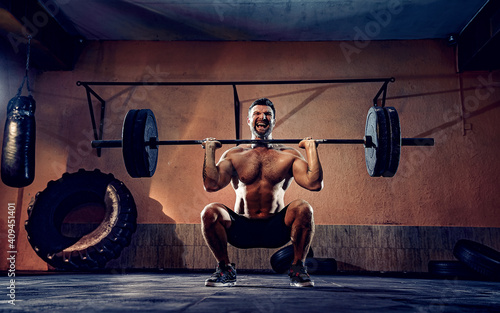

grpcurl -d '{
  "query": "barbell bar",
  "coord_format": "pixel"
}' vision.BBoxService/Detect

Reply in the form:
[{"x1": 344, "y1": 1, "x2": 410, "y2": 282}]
[
  {"x1": 91, "y1": 137, "x2": 433, "y2": 148},
  {"x1": 90, "y1": 108, "x2": 434, "y2": 178}
]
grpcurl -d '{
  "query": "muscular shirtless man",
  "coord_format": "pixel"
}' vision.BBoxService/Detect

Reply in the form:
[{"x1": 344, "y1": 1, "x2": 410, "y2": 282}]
[{"x1": 201, "y1": 98, "x2": 323, "y2": 287}]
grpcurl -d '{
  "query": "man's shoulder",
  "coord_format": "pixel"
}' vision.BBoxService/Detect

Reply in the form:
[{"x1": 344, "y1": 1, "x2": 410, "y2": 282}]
[
  {"x1": 222, "y1": 145, "x2": 250, "y2": 157},
  {"x1": 229, "y1": 145, "x2": 252, "y2": 152},
  {"x1": 271, "y1": 145, "x2": 304, "y2": 161},
  {"x1": 275, "y1": 145, "x2": 301, "y2": 155}
]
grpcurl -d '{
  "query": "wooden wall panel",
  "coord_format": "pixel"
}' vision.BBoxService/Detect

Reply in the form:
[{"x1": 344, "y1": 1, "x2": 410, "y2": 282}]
[{"x1": 94, "y1": 224, "x2": 500, "y2": 273}]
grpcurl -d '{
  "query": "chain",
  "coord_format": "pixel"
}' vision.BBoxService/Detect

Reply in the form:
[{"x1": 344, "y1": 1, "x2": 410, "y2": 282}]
[{"x1": 16, "y1": 35, "x2": 32, "y2": 97}]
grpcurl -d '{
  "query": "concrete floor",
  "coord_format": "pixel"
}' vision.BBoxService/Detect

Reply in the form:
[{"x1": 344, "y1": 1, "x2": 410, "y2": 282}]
[{"x1": 2, "y1": 272, "x2": 500, "y2": 312}]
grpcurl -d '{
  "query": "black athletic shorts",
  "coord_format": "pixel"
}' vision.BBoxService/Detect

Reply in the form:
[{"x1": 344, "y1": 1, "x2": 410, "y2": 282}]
[{"x1": 225, "y1": 205, "x2": 291, "y2": 249}]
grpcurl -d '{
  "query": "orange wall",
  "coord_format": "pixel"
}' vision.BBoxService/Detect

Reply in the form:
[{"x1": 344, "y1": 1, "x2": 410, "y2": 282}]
[{"x1": 1, "y1": 39, "x2": 500, "y2": 270}]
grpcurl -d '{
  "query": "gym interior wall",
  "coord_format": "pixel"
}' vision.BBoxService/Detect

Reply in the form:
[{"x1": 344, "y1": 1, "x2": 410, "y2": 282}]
[{"x1": 1, "y1": 38, "x2": 499, "y2": 272}]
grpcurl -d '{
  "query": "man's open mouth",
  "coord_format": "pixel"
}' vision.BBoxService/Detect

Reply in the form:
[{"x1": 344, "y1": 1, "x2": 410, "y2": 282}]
[
  {"x1": 256, "y1": 122, "x2": 268, "y2": 129},
  {"x1": 255, "y1": 124, "x2": 268, "y2": 132}
]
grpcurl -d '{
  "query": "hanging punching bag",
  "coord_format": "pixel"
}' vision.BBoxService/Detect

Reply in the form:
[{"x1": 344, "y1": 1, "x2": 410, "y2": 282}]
[
  {"x1": 1, "y1": 95, "x2": 36, "y2": 188},
  {"x1": 1, "y1": 35, "x2": 36, "y2": 188}
]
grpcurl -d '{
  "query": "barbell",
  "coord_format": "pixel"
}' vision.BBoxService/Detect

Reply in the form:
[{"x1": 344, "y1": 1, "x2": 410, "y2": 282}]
[{"x1": 90, "y1": 107, "x2": 434, "y2": 178}]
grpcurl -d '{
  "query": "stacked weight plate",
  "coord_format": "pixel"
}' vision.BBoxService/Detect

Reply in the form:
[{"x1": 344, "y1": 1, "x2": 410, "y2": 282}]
[
  {"x1": 364, "y1": 106, "x2": 401, "y2": 177},
  {"x1": 122, "y1": 109, "x2": 158, "y2": 178}
]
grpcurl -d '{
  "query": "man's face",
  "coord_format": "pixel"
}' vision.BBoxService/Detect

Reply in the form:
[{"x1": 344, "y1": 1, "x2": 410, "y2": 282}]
[{"x1": 247, "y1": 105, "x2": 276, "y2": 138}]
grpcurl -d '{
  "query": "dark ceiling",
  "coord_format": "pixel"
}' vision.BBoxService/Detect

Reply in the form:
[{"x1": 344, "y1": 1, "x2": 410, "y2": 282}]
[
  {"x1": 40, "y1": 0, "x2": 489, "y2": 41},
  {"x1": 0, "y1": 0, "x2": 498, "y2": 71}
]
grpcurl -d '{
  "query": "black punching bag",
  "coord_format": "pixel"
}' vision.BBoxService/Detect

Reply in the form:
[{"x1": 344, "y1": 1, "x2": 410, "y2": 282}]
[{"x1": 1, "y1": 95, "x2": 36, "y2": 188}]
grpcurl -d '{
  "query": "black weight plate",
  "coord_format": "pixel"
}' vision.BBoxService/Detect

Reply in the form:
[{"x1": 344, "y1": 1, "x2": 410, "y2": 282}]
[
  {"x1": 364, "y1": 106, "x2": 389, "y2": 177},
  {"x1": 132, "y1": 109, "x2": 158, "y2": 178},
  {"x1": 142, "y1": 109, "x2": 158, "y2": 177},
  {"x1": 122, "y1": 109, "x2": 158, "y2": 178},
  {"x1": 428, "y1": 260, "x2": 480, "y2": 279},
  {"x1": 122, "y1": 110, "x2": 140, "y2": 178},
  {"x1": 145, "y1": 110, "x2": 159, "y2": 177},
  {"x1": 383, "y1": 107, "x2": 401, "y2": 177},
  {"x1": 305, "y1": 257, "x2": 337, "y2": 274},
  {"x1": 270, "y1": 245, "x2": 314, "y2": 274}
]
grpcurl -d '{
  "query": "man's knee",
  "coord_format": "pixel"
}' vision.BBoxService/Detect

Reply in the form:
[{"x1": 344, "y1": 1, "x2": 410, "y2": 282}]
[
  {"x1": 292, "y1": 199, "x2": 314, "y2": 216},
  {"x1": 286, "y1": 200, "x2": 314, "y2": 226},
  {"x1": 201, "y1": 203, "x2": 229, "y2": 226},
  {"x1": 201, "y1": 203, "x2": 219, "y2": 223}
]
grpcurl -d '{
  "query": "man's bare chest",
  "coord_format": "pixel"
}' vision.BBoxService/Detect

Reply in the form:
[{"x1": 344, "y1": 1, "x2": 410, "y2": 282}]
[{"x1": 232, "y1": 149, "x2": 293, "y2": 184}]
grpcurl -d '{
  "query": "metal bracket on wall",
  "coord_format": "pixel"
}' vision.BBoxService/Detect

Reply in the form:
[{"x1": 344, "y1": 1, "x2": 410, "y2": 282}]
[
  {"x1": 76, "y1": 77, "x2": 395, "y2": 157},
  {"x1": 373, "y1": 77, "x2": 396, "y2": 107},
  {"x1": 77, "y1": 81, "x2": 106, "y2": 157}
]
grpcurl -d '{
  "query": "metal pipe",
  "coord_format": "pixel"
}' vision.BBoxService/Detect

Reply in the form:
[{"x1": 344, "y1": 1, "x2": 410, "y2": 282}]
[{"x1": 77, "y1": 77, "x2": 395, "y2": 87}]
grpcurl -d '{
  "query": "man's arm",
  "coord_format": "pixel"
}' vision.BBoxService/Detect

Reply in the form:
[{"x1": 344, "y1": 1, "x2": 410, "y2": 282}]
[
  {"x1": 202, "y1": 140, "x2": 234, "y2": 192},
  {"x1": 292, "y1": 139, "x2": 323, "y2": 191}
]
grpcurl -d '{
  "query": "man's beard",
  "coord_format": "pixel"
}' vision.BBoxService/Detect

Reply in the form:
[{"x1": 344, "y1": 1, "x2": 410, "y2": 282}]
[{"x1": 252, "y1": 124, "x2": 272, "y2": 138}]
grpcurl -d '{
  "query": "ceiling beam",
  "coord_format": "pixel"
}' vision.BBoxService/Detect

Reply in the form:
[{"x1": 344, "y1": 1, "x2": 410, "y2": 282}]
[
  {"x1": 457, "y1": 0, "x2": 500, "y2": 72},
  {"x1": 0, "y1": 0, "x2": 84, "y2": 71}
]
